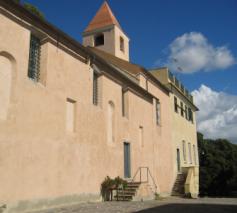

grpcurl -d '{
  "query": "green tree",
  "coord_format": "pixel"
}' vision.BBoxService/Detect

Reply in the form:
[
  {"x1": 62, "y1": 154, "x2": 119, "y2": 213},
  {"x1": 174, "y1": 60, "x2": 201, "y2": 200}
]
[
  {"x1": 198, "y1": 132, "x2": 237, "y2": 197},
  {"x1": 12, "y1": 0, "x2": 44, "y2": 19},
  {"x1": 23, "y1": 3, "x2": 44, "y2": 19}
]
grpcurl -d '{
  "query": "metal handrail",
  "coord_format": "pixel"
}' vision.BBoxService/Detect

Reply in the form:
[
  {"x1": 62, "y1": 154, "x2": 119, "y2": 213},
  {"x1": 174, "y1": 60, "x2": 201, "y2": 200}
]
[{"x1": 132, "y1": 167, "x2": 157, "y2": 192}]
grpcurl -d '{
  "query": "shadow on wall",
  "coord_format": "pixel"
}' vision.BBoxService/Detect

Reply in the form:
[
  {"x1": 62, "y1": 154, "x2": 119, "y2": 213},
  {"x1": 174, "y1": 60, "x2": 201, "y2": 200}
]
[{"x1": 135, "y1": 204, "x2": 237, "y2": 213}]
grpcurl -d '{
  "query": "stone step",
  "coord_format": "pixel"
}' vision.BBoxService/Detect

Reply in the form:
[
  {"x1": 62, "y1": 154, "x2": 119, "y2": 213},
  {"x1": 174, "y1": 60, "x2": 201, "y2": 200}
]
[
  {"x1": 114, "y1": 195, "x2": 133, "y2": 200},
  {"x1": 117, "y1": 191, "x2": 136, "y2": 196}
]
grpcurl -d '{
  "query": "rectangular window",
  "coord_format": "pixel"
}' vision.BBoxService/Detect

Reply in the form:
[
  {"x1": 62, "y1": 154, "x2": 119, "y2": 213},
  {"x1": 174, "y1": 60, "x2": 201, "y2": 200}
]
[
  {"x1": 182, "y1": 140, "x2": 186, "y2": 162},
  {"x1": 174, "y1": 96, "x2": 178, "y2": 113},
  {"x1": 156, "y1": 99, "x2": 161, "y2": 125},
  {"x1": 28, "y1": 34, "x2": 41, "y2": 81},
  {"x1": 185, "y1": 105, "x2": 188, "y2": 120},
  {"x1": 188, "y1": 143, "x2": 192, "y2": 164},
  {"x1": 93, "y1": 72, "x2": 99, "y2": 105},
  {"x1": 122, "y1": 89, "x2": 128, "y2": 118},
  {"x1": 120, "y1": 36, "x2": 124, "y2": 52},
  {"x1": 66, "y1": 98, "x2": 76, "y2": 133},
  {"x1": 94, "y1": 34, "x2": 104, "y2": 46},
  {"x1": 139, "y1": 126, "x2": 144, "y2": 147},
  {"x1": 180, "y1": 101, "x2": 184, "y2": 117},
  {"x1": 193, "y1": 145, "x2": 197, "y2": 165},
  {"x1": 188, "y1": 107, "x2": 193, "y2": 122}
]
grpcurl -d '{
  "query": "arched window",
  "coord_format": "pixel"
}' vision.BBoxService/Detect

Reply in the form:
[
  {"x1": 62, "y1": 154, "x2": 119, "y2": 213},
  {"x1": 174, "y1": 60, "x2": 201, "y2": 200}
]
[
  {"x1": 107, "y1": 101, "x2": 115, "y2": 144},
  {"x1": 0, "y1": 54, "x2": 13, "y2": 120}
]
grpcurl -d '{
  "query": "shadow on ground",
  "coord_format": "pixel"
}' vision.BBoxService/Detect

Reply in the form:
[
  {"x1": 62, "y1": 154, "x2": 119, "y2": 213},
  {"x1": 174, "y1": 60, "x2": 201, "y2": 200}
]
[{"x1": 135, "y1": 204, "x2": 237, "y2": 213}]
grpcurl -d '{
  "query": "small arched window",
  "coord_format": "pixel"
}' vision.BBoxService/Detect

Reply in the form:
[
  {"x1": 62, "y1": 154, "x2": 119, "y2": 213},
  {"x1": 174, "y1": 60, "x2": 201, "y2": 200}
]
[
  {"x1": 94, "y1": 34, "x2": 104, "y2": 46},
  {"x1": 0, "y1": 54, "x2": 13, "y2": 120}
]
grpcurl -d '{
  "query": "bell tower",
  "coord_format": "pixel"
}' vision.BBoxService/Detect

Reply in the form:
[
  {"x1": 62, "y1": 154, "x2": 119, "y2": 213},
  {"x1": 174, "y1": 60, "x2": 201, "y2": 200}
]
[{"x1": 83, "y1": 1, "x2": 130, "y2": 61}]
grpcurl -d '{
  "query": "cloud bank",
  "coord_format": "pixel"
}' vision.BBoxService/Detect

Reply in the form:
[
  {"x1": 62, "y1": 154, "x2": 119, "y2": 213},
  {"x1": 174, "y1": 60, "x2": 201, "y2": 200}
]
[
  {"x1": 192, "y1": 85, "x2": 237, "y2": 143},
  {"x1": 167, "y1": 32, "x2": 235, "y2": 73}
]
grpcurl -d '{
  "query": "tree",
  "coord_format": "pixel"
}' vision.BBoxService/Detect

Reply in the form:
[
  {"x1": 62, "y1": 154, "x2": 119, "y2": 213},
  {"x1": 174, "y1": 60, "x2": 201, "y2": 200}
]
[
  {"x1": 198, "y1": 132, "x2": 237, "y2": 197},
  {"x1": 23, "y1": 3, "x2": 44, "y2": 19},
  {"x1": 12, "y1": 0, "x2": 45, "y2": 19}
]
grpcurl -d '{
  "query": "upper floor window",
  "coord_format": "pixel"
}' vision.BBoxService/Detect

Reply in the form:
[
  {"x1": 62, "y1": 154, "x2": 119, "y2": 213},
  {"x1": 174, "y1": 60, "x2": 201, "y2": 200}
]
[
  {"x1": 180, "y1": 101, "x2": 184, "y2": 117},
  {"x1": 174, "y1": 96, "x2": 178, "y2": 113},
  {"x1": 155, "y1": 99, "x2": 161, "y2": 125},
  {"x1": 28, "y1": 34, "x2": 41, "y2": 81},
  {"x1": 188, "y1": 107, "x2": 193, "y2": 122},
  {"x1": 120, "y1": 36, "x2": 124, "y2": 52},
  {"x1": 185, "y1": 105, "x2": 188, "y2": 120},
  {"x1": 93, "y1": 72, "x2": 99, "y2": 105},
  {"x1": 94, "y1": 34, "x2": 104, "y2": 46},
  {"x1": 122, "y1": 89, "x2": 129, "y2": 118}
]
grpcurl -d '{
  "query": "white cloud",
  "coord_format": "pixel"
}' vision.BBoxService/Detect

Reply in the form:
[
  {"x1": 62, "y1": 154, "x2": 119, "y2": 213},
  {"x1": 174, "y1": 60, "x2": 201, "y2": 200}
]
[
  {"x1": 192, "y1": 85, "x2": 237, "y2": 143},
  {"x1": 167, "y1": 32, "x2": 236, "y2": 73}
]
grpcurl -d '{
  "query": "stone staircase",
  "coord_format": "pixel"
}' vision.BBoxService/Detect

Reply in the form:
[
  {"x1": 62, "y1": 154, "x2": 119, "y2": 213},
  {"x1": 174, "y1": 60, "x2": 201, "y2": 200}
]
[
  {"x1": 172, "y1": 173, "x2": 186, "y2": 196},
  {"x1": 114, "y1": 182, "x2": 141, "y2": 201}
]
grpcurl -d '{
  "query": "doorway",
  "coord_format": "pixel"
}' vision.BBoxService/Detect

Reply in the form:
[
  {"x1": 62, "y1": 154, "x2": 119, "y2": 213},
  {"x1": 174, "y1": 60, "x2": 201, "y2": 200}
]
[
  {"x1": 177, "y1": 148, "x2": 181, "y2": 173},
  {"x1": 124, "y1": 142, "x2": 131, "y2": 178}
]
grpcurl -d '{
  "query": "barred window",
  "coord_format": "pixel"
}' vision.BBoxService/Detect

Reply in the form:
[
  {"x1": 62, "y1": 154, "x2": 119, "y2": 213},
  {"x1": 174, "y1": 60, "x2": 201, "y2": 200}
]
[
  {"x1": 93, "y1": 72, "x2": 99, "y2": 105},
  {"x1": 28, "y1": 34, "x2": 41, "y2": 81},
  {"x1": 156, "y1": 99, "x2": 161, "y2": 125}
]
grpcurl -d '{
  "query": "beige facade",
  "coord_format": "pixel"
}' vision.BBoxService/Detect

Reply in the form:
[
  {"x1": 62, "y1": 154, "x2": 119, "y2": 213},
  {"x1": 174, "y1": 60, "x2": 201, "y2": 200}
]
[
  {"x1": 150, "y1": 68, "x2": 199, "y2": 197},
  {"x1": 0, "y1": 1, "x2": 198, "y2": 212}
]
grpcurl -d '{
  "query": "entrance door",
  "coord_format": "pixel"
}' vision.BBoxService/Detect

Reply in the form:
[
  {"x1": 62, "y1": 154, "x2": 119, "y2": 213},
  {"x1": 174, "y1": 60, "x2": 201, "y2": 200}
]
[
  {"x1": 177, "y1": 148, "x2": 181, "y2": 173},
  {"x1": 124, "y1": 142, "x2": 131, "y2": 178}
]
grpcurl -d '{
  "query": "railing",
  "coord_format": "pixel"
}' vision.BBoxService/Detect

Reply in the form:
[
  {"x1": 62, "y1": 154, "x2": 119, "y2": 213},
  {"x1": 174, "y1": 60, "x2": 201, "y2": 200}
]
[{"x1": 132, "y1": 167, "x2": 157, "y2": 192}]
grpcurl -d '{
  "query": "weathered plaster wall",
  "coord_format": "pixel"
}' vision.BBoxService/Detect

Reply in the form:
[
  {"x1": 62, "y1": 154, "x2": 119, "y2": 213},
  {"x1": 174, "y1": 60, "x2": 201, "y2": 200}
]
[{"x1": 0, "y1": 9, "x2": 175, "y2": 211}]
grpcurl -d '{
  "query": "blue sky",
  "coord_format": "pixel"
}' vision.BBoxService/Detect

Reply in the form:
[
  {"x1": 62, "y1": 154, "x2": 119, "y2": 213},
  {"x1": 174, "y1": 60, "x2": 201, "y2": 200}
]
[
  {"x1": 24, "y1": 0, "x2": 237, "y2": 95},
  {"x1": 22, "y1": 0, "x2": 237, "y2": 142}
]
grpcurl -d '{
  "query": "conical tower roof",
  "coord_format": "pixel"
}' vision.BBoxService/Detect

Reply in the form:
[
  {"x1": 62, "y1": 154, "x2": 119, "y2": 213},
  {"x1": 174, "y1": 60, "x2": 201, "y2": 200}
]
[{"x1": 84, "y1": 1, "x2": 122, "y2": 33}]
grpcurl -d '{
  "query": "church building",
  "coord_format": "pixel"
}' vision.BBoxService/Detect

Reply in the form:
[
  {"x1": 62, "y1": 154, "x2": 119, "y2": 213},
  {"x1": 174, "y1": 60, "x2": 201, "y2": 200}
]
[{"x1": 0, "y1": 1, "x2": 199, "y2": 212}]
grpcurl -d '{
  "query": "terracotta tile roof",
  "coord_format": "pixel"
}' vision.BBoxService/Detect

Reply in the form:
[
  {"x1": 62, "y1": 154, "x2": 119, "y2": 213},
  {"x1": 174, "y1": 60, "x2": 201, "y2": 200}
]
[
  {"x1": 88, "y1": 47, "x2": 170, "y2": 94},
  {"x1": 84, "y1": 1, "x2": 122, "y2": 33},
  {"x1": 88, "y1": 47, "x2": 146, "y2": 76}
]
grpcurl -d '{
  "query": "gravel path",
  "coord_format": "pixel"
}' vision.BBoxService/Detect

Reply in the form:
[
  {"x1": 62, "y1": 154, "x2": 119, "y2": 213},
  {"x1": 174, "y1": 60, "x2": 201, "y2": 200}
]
[{"x1": 31, "y1": 197, "x2": 237, "y2": 213}]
